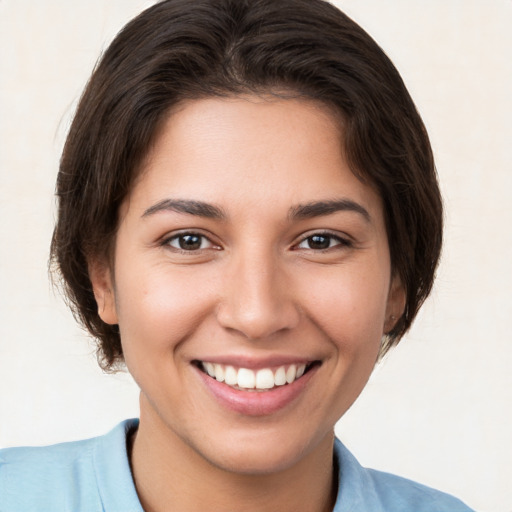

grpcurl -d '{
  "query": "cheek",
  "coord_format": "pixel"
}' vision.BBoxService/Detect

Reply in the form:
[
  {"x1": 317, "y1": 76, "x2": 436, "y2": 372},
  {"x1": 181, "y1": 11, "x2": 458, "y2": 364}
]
[
  {"x1": 300, "y1": 262, "x2": 390, "y2": 350},
  {"x1": 114, "y1": 263, "x2": 217, "y2": 358}
]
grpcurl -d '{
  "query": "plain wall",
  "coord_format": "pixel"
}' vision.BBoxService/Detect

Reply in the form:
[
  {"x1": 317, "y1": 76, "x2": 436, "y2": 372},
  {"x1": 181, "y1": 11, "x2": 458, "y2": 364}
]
[{"x1": 0, "y1": 1, "x2": 511, "y2": 511}]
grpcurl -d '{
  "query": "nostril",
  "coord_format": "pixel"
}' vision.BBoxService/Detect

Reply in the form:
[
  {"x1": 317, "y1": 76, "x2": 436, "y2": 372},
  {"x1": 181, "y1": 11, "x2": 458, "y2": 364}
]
[{"x1": 215, "y1": 300, "x2": 301, "y2": 341}]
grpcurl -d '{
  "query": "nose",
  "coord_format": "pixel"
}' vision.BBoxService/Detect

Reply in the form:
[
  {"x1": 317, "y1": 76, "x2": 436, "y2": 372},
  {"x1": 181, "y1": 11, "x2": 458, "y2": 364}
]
[{"x1": 215, "y1": 249, "x2": 301, "y2": 340}]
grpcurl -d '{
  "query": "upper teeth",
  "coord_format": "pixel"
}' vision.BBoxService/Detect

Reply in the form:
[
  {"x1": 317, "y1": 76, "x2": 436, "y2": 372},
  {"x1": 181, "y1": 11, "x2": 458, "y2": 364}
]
[{"x1": 201, "y1": 362, "x2": 307, "y2": 390}]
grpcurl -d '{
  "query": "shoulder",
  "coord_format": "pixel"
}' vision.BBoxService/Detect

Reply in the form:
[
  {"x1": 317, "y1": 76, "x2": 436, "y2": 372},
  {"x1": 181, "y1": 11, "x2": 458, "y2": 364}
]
[
  {"x1": 333, "y1": 438, "x2": 475, "y2": 512},
  {"x1": 362, "y1": 467, "x2": 475, "y2": 512},
  {"x1": 0, "y1": 435, "x2": 100, "y2": 511},
  {"x1": 0, "y1": 419, "x2": 142, "y2": 512}
]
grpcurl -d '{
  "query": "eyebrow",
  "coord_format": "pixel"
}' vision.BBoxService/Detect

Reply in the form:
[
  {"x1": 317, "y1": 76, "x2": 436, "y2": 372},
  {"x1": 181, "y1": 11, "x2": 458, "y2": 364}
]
[
  {"x1": 142, "y1": 197, "x2": 370, "y2": 223},
  {"x1": 142, "y1": 199, "x2": 226, "y2": 220},
  {"x1": 289, "y1": 199, "x2": 371, "y2": 222}
]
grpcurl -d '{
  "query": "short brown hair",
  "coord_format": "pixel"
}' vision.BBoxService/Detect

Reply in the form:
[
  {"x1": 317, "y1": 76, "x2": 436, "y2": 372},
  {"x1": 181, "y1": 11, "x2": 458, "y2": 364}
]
[{"x1": 51, "y1": 0, "x2": 442, "y2": 370}]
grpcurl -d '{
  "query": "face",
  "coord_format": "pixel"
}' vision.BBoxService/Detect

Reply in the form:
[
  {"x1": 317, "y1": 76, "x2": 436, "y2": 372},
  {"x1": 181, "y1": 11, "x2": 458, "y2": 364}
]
[{"x1": 92, "y1": 96, "x2": 404, "y2": 474}]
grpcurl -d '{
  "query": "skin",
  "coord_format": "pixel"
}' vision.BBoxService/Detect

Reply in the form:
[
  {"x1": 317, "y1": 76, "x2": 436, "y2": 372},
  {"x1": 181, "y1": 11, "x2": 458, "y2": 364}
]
[{"x1": 91, "y1": 96, "x2": 405, "y2": 512}]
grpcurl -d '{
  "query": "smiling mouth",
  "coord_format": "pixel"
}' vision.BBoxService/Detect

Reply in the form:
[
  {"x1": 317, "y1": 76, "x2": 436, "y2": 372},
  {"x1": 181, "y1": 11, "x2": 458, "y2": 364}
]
[{"x1": 194, "y1": 361, "x2": 319, "y2": 392}]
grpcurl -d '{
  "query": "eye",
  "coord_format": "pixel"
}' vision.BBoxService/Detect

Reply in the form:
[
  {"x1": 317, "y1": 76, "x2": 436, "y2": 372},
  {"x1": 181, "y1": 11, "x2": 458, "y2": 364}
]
[
  {"x1": 296, "y1": 233, "x2": 349, "y2": 250},
  {"x1": 165, "y1": 233, "x2": 217, "y2": 251}
]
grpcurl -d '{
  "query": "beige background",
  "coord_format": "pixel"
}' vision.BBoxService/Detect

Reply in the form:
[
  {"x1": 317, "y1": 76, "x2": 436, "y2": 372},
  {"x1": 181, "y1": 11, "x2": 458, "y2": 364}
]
[{"x1": 1, "y1": 1, "x2": 511, "y2": 511}]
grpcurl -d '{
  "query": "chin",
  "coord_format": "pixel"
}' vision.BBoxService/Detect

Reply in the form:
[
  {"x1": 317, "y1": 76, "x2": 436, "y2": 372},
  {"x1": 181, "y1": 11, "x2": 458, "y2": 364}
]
[
  {"x1": 195, "y1": 427, "x2": 332, "y2": 476},
  {"x1": 208, "y1": 446, "x2": 304, "y2": 476}
]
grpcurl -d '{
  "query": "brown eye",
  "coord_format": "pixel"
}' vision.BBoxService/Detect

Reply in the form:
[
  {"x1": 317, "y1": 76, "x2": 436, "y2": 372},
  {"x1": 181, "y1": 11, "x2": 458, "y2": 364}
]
[
  {"x1": 179, "y1": 234, "x2": 202, "y2": 250},
  {"x1": 166, "y1": 233, "x2": 213, "y2": 251},
  {"x1": 296, "y1": 233, "x2": 349, "y2": 251},
  {"x1": 306, "y1": 235, "x2": 331, "y2": 250}
]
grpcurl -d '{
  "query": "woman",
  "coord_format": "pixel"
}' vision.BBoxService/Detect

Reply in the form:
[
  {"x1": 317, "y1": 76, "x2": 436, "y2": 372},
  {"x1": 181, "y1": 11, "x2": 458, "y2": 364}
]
[{"x1": 0, "y1": 0, "x2": 475, "y2": 510}]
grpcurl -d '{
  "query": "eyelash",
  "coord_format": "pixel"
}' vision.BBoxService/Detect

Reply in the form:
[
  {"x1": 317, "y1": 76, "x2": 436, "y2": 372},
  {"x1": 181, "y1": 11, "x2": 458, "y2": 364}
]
[
  {"x1": 162, "y1": 232, "x2": 219, "y2": 253},
  {"x1": 161, "y1": 231, "x2": 352, "y2": 253},
  {"x1": 294, "y1": 232, "x2": 352, "y2": 251}
]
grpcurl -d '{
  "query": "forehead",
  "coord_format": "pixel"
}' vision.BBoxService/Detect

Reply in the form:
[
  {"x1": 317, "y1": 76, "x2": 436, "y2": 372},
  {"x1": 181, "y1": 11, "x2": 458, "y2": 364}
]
[{"x1": 126, "y1": 95, "x2": 382, "y2": 221}]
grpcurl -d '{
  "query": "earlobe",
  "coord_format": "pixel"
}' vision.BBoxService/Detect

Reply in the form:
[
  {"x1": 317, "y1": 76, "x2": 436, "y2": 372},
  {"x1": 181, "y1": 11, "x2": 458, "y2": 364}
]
[
  {"x1": 384, "y1": 275, "x2": 406, "y2": 334},
  {"x1": 88, "y1": 260, "x2": 118, "y2": 325}
]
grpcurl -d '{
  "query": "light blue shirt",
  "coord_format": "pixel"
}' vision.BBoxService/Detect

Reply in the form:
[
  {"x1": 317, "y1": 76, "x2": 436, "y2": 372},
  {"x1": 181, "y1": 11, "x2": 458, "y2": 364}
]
[{"x1": 0, "y1": 419, "x2": 474, "y2": 511}]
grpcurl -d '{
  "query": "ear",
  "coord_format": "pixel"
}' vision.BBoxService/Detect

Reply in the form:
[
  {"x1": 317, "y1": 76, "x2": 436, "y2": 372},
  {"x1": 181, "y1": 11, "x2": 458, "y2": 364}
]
[
  {"x1": 88, "y1": 259, "x2": 118, "y2": 325},
  {"x1": 383, "y1": 274, "x2": 406, "y2": 334}
]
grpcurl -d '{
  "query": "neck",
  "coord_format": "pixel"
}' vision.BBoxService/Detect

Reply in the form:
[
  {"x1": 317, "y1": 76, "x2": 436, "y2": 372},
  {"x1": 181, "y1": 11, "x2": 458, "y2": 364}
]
[{"x1": 129, "y1": 399, "x2": 336, "y2": 512}]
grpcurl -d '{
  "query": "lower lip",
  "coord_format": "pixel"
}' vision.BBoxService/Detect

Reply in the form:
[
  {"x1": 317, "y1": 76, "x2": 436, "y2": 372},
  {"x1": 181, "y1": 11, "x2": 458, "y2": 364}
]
[{"x1": 195, "y1": 365, "x2": 319, "y2": 416}]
